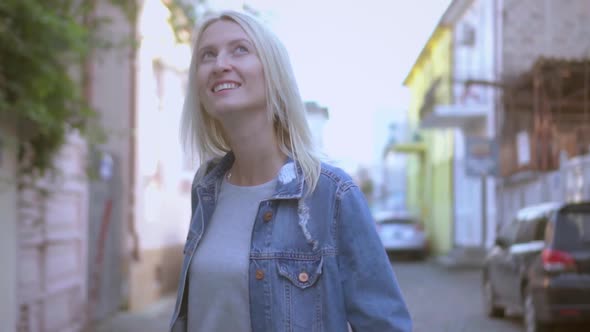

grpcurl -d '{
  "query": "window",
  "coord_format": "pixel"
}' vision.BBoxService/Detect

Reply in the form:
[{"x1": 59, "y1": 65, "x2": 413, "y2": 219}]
[
  {"x1": 514, "y1": 218, "x2": 547, "y2": 244},
  {"x1": 553, "y1": 210, "x2": 590, "y2": 250},
  {"x1": 534, "y1": 217, "x2": 549, "y2": 241},
  {"x1": 515, "y1": 222, "x2": 534, "y2": 244},
  {"x1": 498, "y1": 221, "x2": 519, "y2": 245},
  {"x1": 457, "y1": 22, "x2": 476, "y2": 46}
]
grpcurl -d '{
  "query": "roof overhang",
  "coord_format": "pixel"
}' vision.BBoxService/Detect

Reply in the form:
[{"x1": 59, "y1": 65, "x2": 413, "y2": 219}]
[{"x1": 403, "y1": 0, "x2": 475, "y2": 86}]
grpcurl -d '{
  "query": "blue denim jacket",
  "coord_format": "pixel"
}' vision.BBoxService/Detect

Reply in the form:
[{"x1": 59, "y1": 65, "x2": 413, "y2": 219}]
[{"x1": 170, "y1": 153, "x2": 412, "y2": 331}]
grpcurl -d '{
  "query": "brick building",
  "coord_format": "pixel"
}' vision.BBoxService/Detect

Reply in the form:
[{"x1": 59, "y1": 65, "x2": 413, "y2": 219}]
[{"x1": 496, "y1": 0, "x2": 590, "y2": 225}]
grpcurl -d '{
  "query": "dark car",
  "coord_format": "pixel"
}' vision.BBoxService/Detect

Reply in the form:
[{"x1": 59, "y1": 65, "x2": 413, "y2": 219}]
[{"x1": 482, "y1": 201, "x2": 590, "y2": 332}]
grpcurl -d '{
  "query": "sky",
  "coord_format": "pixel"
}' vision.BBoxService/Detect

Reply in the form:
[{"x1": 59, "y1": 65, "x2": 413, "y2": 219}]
[{"x1": 210, "y1": 0, "x2": 452, "y2": 170}]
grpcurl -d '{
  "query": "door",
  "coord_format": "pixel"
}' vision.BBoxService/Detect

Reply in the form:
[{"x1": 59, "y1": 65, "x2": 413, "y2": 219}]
[
  {"x1": 0, "y1": 125, "x2": 18, "y2": 330},
  {"x1": 504, "y1": 218, "x2": 546, "y2": 306},
  {"x1": 87, "y1": 149, "x2": 123, "y2": 322},
  {"x1": 17, "y1": 134, "x2": 89, "y2": 332}
]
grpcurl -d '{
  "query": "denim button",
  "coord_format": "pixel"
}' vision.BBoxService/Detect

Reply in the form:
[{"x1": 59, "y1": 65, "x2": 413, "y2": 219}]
[
  {"x1": 255, "y1": 269, "x2": 265, "y2": 280},
  {"x1": 298, "y1": 272, "x2": 309, "y2": 283}
]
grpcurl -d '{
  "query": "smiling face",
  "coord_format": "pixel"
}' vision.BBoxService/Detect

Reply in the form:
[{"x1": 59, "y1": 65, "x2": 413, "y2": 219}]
[{"x1": 195, "y1": 19, "x2": 267, "y2": 119}]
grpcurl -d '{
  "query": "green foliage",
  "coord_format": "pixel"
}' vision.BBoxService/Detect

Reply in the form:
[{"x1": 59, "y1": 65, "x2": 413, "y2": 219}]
[
  {"x1": 0, "y1": 0, "x2": 136, "y2": 175},
  {"x1": 361, "y1": 179, "x2": 375, "y2": 198},
  {"x1": 163, "y1": 0, "x2": 198, "y2": 44}
]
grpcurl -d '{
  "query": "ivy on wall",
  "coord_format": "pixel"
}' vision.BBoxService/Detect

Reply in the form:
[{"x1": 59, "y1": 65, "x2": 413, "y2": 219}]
[
  {"x1": 0, "y1": 0, "x2": 138, "y2": 176},
  {"x1": 0, "y1": 0, "x2": 198, "y2": 176}
]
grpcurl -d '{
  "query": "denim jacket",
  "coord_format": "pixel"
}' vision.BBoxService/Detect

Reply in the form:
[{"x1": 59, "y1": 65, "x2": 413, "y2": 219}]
[{"x1": 170, "y1": 153, "x2": 412, "y2": 332}]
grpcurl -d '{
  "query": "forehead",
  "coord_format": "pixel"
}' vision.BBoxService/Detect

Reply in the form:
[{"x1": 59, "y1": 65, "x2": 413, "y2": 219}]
[{"x1": 199, "y1": 19, "x2": 252, "y2": 47}]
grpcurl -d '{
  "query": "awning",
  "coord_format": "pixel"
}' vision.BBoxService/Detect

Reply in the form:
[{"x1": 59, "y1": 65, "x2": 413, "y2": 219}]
[{"x1": 390, "y1": 142, "x2": 427, "y2": 154}]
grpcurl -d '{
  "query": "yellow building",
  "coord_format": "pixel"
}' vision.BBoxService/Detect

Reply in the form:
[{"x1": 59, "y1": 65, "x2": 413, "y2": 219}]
[{"x1": 394, "y1": 27, "x2": 455, "y2": 256}]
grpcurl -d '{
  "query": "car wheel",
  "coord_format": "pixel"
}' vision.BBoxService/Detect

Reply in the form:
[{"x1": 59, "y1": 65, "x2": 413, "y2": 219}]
[
  {"x1": 483, "y1": 278, "x2": 505, "y2": 318},
  {"x1": 524, "y1": 287, "x2": 549, "y2": 332}
]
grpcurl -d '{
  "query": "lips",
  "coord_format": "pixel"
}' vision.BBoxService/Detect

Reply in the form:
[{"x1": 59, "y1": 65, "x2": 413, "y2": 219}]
[{"x1": 211, "y1": 81, "x2": 241, "y2": 93}]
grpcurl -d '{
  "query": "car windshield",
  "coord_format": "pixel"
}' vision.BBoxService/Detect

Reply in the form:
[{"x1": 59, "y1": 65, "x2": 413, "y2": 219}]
[
  {"x1": 553, "y1": 207, "x2": 590, "y2": 250},
  {"x1": 379, "y1": 218, "x2": 416, "y2": 225}
]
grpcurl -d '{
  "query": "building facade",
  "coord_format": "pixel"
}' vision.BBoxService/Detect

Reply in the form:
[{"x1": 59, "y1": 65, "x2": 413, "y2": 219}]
[
  {"x1": 496, "y1": 0, "x2": 590, "y2": 225},
  {"x1": 8, "y1": 1, "x2": 199, "y2": 330},
  {"x1": 305, "y1": 101, "x2": 329, "y2": 152},
  {"x1": 396, "y1": 0, "x2": 503, "y2": 257},
  {"x1": 399, "y1": 0, "x2": 590, "y2": 262},
  {"x1": 397, "y1": 26, "x2": 455, "y2": 256},
  {"x1": 128, "y1": 0, "x2": 193, "y2": 312}
]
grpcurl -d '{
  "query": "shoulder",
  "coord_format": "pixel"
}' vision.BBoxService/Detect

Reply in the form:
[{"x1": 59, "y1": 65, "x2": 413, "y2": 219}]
[
  {"x1": 192, "y1": 157, "x2": 224, "y2": 187},
  {"x1": 317, "y1": 162, "x2": 358, "y2": 194}
]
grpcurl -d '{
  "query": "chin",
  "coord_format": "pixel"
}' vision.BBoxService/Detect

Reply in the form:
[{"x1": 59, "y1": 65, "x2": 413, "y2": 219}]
[
  {"x1": 209, "y1": 104, "x2": 246, "y2": 116},
  {"x1": 209, "y1": 101, "x2": 265, "y2": 116}
]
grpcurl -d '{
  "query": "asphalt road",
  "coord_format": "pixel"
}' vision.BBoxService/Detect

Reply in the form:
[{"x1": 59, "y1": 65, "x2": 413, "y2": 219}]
[
  {"x1": 391, "y1": 258, "x2": 523, "y2": 332},
  {"x1": 393, "y1": 258, "x2": 589, "y2": 332},
  {"x1": 97, "y1": 258, "x2": 588, "y2": 332}
]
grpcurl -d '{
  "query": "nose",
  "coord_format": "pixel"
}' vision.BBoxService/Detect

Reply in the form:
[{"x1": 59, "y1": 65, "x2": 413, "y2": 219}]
[{"x1": 213, "y1": 53, "x2": 231, "y2": 73}]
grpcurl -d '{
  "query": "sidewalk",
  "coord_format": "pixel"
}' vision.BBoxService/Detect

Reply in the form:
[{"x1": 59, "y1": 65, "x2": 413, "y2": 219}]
[{"x1": 94, "y1": 295, "x2": 175, "y2": 332}]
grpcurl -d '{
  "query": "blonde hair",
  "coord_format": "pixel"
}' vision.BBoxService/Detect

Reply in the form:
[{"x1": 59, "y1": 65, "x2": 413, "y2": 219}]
[{"x1": 180, "y1": 10, "x2": 321, "y2": 193}]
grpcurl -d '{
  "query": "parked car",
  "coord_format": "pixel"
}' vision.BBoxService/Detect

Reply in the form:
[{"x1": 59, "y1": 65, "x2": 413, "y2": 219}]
[
  {"x1": 482, "y1": 201, "x2": 590, "y2": 332},
  {"x1": 373, "y1": 211, "x2": 428, "y2": 259}
]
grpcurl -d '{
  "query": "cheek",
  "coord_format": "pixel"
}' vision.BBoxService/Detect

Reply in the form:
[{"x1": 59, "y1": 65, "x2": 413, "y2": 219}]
[
  {"x1": 249, "y1": 67, "x2": 266, "y2": 91},
  {"x1": 196, "y1": 80, "x2": 209, "y2": 101},
  {"x1": 195, "y1": 69, "x2": 208, "y2": 92},
  {"x1": 244, "y1": 58, "x2": 265, "y2": 83}
]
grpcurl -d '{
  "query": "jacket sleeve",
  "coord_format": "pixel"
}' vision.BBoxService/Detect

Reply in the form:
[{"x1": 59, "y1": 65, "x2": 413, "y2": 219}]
[{"x1": 336, "y1": 183, "x2": 412, "y2": 332}]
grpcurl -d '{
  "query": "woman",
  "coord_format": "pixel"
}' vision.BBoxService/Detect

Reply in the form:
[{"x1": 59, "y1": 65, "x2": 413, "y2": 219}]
[{"x1": 171, "y1": 10, "x2": 412, "y2": 332}]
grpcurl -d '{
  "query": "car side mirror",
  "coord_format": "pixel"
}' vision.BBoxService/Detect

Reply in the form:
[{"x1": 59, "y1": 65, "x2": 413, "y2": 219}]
[{"x1": 495, "y1": 237, "x2": 508, "y2": 248}]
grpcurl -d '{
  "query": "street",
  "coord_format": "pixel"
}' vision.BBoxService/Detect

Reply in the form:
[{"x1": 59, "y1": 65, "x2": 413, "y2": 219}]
[
  {"x1": 94, "y1": 295, "x2": 175, "y2": 332},
  {"x1": 97, "y1": 260, "x2": 526, "y2": 332},
  {"x1": 392, "y1": 259, "x2": 522, "y2": 332},
  {"x1": 96, "y1": 259, "x2": 590, "y2": 332}
]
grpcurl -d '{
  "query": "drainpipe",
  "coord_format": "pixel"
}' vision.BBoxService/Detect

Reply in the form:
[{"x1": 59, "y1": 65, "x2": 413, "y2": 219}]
[
  {"x1": 82, "y1": 0, "x2": 96, "y2": 327},
  {"x1": 494, "y1": 0, "x2": 504, "y2": 236},
  {"x1": 128, "y1": 1, "x2": 140, "y2": 262}
]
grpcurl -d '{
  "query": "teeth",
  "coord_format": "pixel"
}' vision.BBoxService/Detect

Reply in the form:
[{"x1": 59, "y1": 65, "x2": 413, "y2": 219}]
[{"x1": 213, "y1": 82, "x2": 240, "y2": 92}]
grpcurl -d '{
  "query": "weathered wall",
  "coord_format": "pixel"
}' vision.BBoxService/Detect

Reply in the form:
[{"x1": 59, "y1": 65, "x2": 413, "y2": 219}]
[{"x1": 502, "y1": 0, "x2": 590, "y2": 76}]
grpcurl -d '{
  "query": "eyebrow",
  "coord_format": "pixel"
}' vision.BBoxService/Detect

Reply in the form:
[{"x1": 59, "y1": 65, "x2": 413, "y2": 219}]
[{"x1": 197, "y1": 38, "x2": 254, "y2": 54}]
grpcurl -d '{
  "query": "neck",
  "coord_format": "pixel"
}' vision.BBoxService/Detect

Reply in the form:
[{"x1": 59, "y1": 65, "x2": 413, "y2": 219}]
[{"x1": 222, "y1": 112, "x2": 287, "y2": 186}]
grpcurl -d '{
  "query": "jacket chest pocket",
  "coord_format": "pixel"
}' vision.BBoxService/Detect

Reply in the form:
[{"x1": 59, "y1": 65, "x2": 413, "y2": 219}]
[{"x1": 276, "y1": 256, "x2": 324, "y2": 332}]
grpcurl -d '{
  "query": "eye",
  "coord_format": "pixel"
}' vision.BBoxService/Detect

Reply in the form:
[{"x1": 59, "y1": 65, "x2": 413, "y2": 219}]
[
  {"x1": 201, "y1": 50, "x2": 216, "y2": 60},
  {"x1": 234, "y1": 45, "x2": 249, "y2": 54}
]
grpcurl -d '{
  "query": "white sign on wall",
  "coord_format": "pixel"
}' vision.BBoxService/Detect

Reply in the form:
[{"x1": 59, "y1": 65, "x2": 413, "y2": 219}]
[
  {"x1": 516, "y1": 131, "x2": 531, "y2": 166},
  {"x1": 465, "y1": 137, "x2": 498, "y2": 177}
]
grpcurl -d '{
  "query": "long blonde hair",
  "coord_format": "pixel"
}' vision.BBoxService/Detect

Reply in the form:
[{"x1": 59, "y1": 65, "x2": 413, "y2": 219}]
[{"x1": 180, "y1": 10, "x2": 321, "y2": 192}]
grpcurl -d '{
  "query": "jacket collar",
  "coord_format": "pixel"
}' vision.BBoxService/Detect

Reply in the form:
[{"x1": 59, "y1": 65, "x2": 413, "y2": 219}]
[{"x1": 197, "y1": 152, "x2": 305, "y2": 200}]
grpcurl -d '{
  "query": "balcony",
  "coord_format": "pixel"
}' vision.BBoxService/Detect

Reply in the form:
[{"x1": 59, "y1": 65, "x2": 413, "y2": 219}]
[{"x1": 420, "y1": 104, "x2": 489, "y2": 130}]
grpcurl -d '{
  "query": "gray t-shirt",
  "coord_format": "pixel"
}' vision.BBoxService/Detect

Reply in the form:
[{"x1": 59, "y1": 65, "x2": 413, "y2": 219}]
[{"x1": 187, "y1": 176, "x2": 276, "y2": 332}]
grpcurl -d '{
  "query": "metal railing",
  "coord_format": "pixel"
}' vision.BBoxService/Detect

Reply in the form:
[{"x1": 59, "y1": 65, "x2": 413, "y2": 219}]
[{"x1": 498, "y1": 153, "x2": 590, "y2": 226}]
